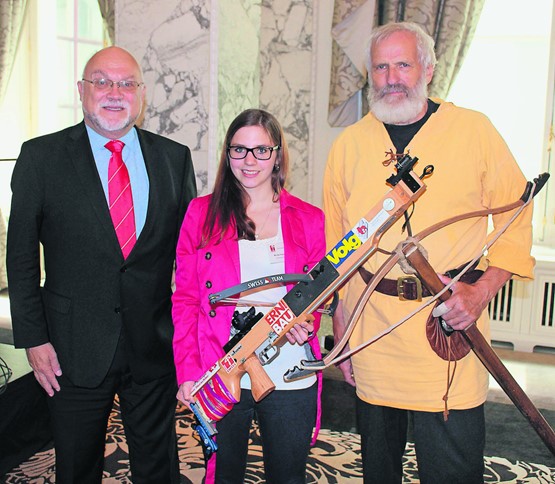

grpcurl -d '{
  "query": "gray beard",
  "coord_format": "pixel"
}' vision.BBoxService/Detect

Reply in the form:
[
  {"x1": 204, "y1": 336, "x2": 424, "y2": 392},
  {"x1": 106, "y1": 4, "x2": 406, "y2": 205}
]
[
  {"x1": 368, "y1": 76, "x2": 428, "y2": 125},
  {"x1": 84, "y1": 111, "x2": 135, "y2": 135}
]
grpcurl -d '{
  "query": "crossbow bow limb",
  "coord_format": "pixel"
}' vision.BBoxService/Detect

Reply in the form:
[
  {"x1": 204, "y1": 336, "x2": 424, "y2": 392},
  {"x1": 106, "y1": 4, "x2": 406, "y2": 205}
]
[{"x1": 302, "y1": 173, "x2": 555, "y2": 455}]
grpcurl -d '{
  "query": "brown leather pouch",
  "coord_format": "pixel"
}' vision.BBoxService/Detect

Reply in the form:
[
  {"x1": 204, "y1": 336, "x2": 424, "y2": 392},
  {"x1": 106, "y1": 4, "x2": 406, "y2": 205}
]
[{"x1": 426, "y1": 269, "x2": 483, "y2": 361}]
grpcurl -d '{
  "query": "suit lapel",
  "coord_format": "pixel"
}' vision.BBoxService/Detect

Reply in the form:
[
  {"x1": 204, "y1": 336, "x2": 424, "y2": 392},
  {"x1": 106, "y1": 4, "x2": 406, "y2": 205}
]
[{"x1": 67, "y1": 123, "x2": 122, "y2": 255}]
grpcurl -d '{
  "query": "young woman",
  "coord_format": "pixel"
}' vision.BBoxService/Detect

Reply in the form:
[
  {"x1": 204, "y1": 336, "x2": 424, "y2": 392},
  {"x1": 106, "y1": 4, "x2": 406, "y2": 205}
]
[{"x1": 172, "y1": 109, "x2": 325, "y2": 483}]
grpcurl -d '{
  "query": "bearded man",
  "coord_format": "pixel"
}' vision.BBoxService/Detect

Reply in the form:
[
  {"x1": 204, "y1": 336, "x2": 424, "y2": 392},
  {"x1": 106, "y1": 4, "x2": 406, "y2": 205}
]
[
  {"x1": 323, "y1": 22, "x2": 534, "y2": 483},
  {"x1": 7, "y1": 46, "x2": 196, "y2": 483}
]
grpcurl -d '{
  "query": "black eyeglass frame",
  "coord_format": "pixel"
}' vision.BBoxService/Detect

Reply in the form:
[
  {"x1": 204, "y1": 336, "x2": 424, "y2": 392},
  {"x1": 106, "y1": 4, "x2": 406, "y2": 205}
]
[{"x1": 227, "y1": 145, "x2": 280, "y2": 161}]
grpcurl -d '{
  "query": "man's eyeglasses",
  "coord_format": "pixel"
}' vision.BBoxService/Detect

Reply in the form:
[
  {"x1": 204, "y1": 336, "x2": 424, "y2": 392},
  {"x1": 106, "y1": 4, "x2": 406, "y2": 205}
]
[
  {"x1": 81, "y1": 78, "x2": 144, "y2": 92},
  {"x1": 227, "y1": 145, "x2": 280, "y2": 161}
]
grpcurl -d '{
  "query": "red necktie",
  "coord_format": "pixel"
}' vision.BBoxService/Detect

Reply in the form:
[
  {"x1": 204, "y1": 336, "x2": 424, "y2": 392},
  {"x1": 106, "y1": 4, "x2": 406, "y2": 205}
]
[{"x1": 106, "y1": 140, "x2": 136, "y2": 259}]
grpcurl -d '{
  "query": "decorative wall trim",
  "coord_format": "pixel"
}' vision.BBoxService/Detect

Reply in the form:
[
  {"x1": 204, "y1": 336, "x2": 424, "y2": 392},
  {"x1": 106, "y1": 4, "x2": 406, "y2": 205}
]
[
  {"x1": 307, "y1": 0, "x2": 319, "y2": 204},
  {"x1": 208, "y1": 0, "x2": 219, "y2": 193}
]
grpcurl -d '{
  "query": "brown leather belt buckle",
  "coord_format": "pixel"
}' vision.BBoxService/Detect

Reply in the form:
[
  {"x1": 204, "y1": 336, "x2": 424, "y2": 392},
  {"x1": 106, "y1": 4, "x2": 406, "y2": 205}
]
[{"x1": 397, "y1": 276, "x2": 423, "y2": 302}]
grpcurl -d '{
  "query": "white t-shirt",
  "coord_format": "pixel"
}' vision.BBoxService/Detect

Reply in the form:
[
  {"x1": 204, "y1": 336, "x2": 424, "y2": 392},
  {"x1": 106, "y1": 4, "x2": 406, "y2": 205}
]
[{"x1": 236, "y1": 222, "x2": 316, "y2": 390}]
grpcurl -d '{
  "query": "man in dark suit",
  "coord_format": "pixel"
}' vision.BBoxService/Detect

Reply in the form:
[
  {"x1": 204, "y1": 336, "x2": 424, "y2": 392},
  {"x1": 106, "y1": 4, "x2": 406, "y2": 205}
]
[{"x1": 7, "y1": 46, "x2": 196, "y2": 483}]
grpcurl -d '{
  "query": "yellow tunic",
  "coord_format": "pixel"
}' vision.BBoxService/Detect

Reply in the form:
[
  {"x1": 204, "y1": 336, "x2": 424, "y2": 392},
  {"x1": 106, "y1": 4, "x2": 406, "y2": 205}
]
[{"x1": 323, "y1": 100, "x2": 535, "y2": 411}]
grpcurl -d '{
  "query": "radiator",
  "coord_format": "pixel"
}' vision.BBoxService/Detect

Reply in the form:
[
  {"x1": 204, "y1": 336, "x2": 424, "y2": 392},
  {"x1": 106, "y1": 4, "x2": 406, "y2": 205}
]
[{"x1": 489, "y1": 259, "x2": 555, "y2": 352}]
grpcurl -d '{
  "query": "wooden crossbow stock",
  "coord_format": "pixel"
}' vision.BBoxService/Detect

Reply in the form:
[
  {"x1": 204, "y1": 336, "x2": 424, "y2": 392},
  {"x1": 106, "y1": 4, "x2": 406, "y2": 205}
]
[{"x1": 301, "y1": 171, "x2": 555, "y2": 455}]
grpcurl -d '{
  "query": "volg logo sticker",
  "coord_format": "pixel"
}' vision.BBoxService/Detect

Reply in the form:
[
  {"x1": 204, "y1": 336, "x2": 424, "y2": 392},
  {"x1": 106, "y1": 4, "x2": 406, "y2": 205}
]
[{"x1": 326, "y1": 231, "x2": 362, "y2": 267}]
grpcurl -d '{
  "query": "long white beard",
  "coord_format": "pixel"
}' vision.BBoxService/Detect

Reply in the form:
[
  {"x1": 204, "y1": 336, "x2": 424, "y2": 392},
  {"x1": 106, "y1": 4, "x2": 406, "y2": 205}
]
[{"x1": 368, "y1": 75, "x2": 428, "y2": 125}]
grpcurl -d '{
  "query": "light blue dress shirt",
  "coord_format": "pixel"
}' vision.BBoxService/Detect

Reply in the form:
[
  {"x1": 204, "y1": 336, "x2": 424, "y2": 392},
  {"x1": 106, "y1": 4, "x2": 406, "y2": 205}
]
[{"x1": 86, "y1": 125, "x2": 149, "y2": 237}]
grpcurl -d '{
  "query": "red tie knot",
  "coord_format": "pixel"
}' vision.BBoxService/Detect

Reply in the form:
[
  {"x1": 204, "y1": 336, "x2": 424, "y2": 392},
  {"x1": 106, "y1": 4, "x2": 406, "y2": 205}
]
[{"x1": 105, "y1": 139, "x2": 125, "y2": 154}]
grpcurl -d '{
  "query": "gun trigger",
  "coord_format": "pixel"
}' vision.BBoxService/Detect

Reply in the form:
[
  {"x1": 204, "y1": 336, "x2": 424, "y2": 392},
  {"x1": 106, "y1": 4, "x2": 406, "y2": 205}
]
[{"x1": 258, "y1": 345, "x2": 279, "y2": 365}]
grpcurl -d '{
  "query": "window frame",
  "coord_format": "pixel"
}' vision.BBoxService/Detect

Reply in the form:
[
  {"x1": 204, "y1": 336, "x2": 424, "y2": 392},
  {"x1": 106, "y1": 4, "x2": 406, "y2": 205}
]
[
  {"x1": 0, "y1": 0, "x2": 106, "y2": 221},
  {"x1": 536, "y1": 4, "x2": 555, "y2": 247},
  {"x1": 447, "y1": 1, "x2": 555, "y2": 250}
]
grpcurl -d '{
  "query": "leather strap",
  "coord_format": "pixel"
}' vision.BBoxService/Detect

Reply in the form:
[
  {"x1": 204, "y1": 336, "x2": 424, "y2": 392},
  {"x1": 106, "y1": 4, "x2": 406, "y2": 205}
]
[{"x1": 358, "y1": 260, "x2": 482, "y2": 300}]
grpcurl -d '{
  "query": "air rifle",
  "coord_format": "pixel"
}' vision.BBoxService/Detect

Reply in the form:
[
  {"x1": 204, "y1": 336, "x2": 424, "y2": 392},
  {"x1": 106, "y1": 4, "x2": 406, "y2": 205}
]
[{"x1": 189, "y1": 154, "x2": 433, "y2": 457}]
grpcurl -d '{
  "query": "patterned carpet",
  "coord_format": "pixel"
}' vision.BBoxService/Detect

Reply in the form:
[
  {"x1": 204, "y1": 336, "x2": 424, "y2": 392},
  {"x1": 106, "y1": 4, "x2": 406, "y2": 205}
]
[{"x1": 4, "y1": 400, "x2": 555, "y2": 483}]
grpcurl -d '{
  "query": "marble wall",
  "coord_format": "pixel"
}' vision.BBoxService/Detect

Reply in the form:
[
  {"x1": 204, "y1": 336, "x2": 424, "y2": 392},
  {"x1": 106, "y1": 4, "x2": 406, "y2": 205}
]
[
  {"x1": 116, "y1": 0, "x2": 315, "y2": 200},
  {"x1": 259, "y1": 1, "x2": 312, "y2": 196},
  {"x1": 217, "y1": 0, "x2": 261, "y2": 153},
  {"x1": 117, "y1": 0, "x2": 212, "y2": 193}
]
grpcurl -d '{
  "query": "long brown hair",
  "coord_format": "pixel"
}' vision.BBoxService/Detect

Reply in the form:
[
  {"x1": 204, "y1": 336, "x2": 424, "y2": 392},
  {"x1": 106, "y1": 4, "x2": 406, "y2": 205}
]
[{"x1": 201, "y1": 109, "x2": 289, "y2": 246}]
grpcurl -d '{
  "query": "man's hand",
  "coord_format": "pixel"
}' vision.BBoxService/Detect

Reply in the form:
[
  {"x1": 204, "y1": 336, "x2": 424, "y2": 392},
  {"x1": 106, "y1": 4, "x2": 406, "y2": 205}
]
[
  {"x1": 434, "y1": 266, "x2": 512, "y2": 331},
  {"x1": 336, "y1": 357, "x2": 356, "y2": 387},
  {"x1": 333, "y1": 300, "x2": 356, "y2": 387},
  {"x1": 26, "y1": 342, "x2": 62, "y2": 397}
]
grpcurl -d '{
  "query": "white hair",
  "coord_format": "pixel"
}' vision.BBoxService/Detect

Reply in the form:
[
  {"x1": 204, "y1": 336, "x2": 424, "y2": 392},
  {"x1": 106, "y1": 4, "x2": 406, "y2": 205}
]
[{"x1": 366, "y1": 21, "x2": 437, "y2": 75}]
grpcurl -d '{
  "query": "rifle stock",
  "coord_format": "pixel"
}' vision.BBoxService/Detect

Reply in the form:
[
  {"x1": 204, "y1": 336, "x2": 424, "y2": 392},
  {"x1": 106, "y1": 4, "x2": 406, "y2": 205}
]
[
  {"x1": 203, "y1": 354, "x2": 276, "y2": 406},
  {"x1": 192, "y1": 311, "x2": 313, "y2": 405},
  {"x1": 243, "y1": 355, "x2": 276, "y2": 401}
]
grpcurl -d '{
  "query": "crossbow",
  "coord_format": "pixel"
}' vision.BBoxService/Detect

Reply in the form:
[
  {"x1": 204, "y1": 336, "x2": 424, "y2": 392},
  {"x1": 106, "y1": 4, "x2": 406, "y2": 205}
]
[
  {"x1": 301, "y1": 172, "x2": 554, "y2": 455},
  {"x1": 188, "y1": 154, "x2": 432, "y2": 456}
]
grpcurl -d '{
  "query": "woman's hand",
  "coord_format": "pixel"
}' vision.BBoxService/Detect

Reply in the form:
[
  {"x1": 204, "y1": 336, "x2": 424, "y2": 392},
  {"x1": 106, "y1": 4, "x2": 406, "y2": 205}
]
[
  {"x1": 176, "y1": 381, "x2": 196, "y2": 408},
  {"x1": 285, "y1": 319, "x2": 315, "y2": 345}
]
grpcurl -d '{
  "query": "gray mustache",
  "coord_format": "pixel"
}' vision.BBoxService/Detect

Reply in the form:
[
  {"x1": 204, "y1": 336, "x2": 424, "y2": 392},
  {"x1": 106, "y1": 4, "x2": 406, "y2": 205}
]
[{"x1": 379, "y1": 84, "x2": 409, "y2": 96}]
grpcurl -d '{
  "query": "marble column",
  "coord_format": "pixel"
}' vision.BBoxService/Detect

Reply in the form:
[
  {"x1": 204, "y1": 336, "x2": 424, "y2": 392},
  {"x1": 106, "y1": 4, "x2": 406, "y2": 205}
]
[
  {"x1": 116, "y1": 0, "x2": 315, "y2": 200},
  {"x1": 117, "y1": 0, "x2": 212, "y2": 193}
]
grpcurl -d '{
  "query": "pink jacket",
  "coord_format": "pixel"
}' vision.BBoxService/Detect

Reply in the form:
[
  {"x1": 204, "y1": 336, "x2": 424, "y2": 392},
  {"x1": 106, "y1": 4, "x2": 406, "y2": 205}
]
[{"x1": 172, "y1": 190, "x2": 325, "y2": 455}]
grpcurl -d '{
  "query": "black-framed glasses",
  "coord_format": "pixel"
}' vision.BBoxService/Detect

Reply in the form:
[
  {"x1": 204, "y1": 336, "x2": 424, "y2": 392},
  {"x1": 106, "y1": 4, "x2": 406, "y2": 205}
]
[
  {"x1": 81, "y1": 78, "x2": 144, "y2": 92},
  {"x1": 227, "y1": 145, "x2": 280, "y2": 161}
]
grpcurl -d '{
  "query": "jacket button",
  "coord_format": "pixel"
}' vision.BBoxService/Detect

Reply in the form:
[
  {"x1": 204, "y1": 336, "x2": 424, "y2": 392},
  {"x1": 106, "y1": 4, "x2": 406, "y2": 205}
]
[
  {"x1": 209, "y1": 310, "x2": 216, "y2": 317},
  {"x1": 114, "y1": 307, "x2": 121, "y2": 313},
  {"x1": 303, "y1": 265, "x2": 309, "y2": 272},
  {"x1": 120, "y1": 266, "x2": 127, "y2": 273},
  {"x1": 205, "y1": 252, "x2": 212, "y2": 260},
  {"x1": 206, "y1": 280, "x2": 212, "y2": 288}
]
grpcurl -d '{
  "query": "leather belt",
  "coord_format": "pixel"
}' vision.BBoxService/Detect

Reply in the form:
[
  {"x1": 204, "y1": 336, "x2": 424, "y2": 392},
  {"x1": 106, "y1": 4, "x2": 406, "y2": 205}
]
[{"x1": 358, "y1": 261, "x2": 483, "y2": 301}]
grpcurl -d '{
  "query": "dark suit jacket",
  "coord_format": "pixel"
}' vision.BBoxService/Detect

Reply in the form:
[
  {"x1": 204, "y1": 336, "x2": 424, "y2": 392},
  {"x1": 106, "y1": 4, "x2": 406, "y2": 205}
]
[{"x1": 7, "y1": 122, "x2": 197, "y2": 388}]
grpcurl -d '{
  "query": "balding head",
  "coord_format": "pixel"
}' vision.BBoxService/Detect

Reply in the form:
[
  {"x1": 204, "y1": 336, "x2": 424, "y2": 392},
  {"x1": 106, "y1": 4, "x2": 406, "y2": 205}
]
[{"x1": 78, "y1": 46, "x2": 145, "y2": 139}]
